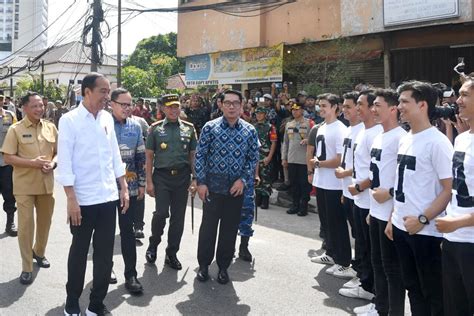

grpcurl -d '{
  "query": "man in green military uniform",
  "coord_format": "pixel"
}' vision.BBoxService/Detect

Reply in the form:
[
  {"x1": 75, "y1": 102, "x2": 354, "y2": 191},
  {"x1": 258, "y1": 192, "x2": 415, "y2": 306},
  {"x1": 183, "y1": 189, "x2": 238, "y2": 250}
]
[
  {"x1": 253, "y1": 107, "x2": 277, "y2": 209},
  {"x1": 145, "y1": 94, "x2": 197, "y2": 270}
]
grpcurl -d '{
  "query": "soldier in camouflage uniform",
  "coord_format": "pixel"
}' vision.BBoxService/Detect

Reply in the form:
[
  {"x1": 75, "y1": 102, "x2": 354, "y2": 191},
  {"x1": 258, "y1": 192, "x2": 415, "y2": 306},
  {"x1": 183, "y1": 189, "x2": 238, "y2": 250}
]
[{"x1": 253, "y1": 107, "x2": 277, "y2": 209}]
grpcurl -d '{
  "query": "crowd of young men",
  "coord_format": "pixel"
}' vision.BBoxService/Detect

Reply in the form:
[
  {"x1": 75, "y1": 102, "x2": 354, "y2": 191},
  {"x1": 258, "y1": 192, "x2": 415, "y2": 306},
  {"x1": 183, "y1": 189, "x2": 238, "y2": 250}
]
[{"x1": 309, "y1": 80, "x2": 474, "y2": 316}]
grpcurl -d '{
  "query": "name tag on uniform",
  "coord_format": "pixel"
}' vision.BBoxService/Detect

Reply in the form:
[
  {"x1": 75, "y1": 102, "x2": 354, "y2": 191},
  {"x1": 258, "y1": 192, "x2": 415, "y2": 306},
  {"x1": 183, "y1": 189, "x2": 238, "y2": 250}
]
[{"x1": 22, "y1": 134, "x2": 32, "y2": 138}]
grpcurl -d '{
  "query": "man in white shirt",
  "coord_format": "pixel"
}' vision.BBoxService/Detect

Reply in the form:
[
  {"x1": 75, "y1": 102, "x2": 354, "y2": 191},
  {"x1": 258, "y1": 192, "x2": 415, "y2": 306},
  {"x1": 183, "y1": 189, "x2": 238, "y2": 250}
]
[
  {"x1": 340, "y1": 90, "x2": 382, "y2": 301},
  {"x1": 390, "y1": 81, "x2": 453, "y2": 316},
  {"x1": 354, "y1": 89, "x2": 407, "y2": 316},
  {"x1": 57, "y1": 73, "x2": 129, "y2": 316},
  {"x1": 435, "y1": 78, "x2": 474, "y2": 315},
  {"x1": 335, "y1": 91, "x2": 364, "y2": 283},
  {"x1": 308, "y1": 93, "x2": 354, "y2": 279}
]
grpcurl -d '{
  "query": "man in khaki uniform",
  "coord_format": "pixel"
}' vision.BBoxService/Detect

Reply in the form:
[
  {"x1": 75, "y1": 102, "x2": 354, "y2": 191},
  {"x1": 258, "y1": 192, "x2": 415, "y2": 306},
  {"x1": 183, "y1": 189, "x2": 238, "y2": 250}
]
[{"x1": 1, "y1": 91, "x2": 57, "y2": 285}]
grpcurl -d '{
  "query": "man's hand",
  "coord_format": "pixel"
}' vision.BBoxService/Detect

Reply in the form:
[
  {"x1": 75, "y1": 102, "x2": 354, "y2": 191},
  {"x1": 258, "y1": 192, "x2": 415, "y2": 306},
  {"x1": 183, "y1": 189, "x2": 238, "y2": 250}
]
[
  {"x1": 307, "y1": 174, "x2": 313, "y2": 184},
  {"x1": 230, "y1": 179, "x2": 245, "y2": 197},
  {"x1": 300, "y1": 139, "x2": 308, "y2": 146},
  {"x1": 454, "y1": 114, "x2": 470, "y2": 134},
  {"x1": 348, "y1": 184, "x2": 359, "y2": 196},
  {"x1": 67, "y1": 196, "x2": 82, "y2": 226},
  {"x1": 137, "y1": 186, "x2": 145, "y2": 200},
  {"x1": 334, "y1": 167, "x2": 345, "y2": 179},
  {"x1": 146, "y1": 182, "x2": 155, "y2": 197},
  {"x1": 309, "y1": 158, "x2": 318, "y2": 169},
  {"x1": 435, "y1": 216, "x2": 460, "y2": 233},
  {"x1": 372, "y1": 188, "x2": 391, "y2": 204},
  {"x1": 403, "y1": 216, "x2": 424, "y2": 235},
  {"x1": 197, "y1": 184, "x2": 209, "y2": 202},
  {"x1": 384, "y1": 220, "x2": 393, "y2": 241},
  {"x1": 254, "y1": 176, "x2": 261, "y2": 187},
  {"x1": 282, "y1": 159, "x2": 288, "y2": 168},
  {"x1": 263, "y1": 156, "x2": 271, "y2": 166},
  {"x1": 120, "y1": 187, "x2": 130, "y2": 214},
  {"x1": 32, "y1": 155, "x2": 50, "y2": 169},
  {"x1": 188, "y1": 179, "x2": 197, "y2": 196},
  {"x1": 41, "y1": 161, "x2": 56, "y2": 174}
]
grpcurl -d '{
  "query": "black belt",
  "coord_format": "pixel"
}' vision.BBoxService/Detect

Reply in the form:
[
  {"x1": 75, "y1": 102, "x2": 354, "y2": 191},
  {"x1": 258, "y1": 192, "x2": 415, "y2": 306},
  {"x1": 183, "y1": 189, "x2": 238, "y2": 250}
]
[{"x1": 156, "y1": 165, "x2": 189, "y2": 176}]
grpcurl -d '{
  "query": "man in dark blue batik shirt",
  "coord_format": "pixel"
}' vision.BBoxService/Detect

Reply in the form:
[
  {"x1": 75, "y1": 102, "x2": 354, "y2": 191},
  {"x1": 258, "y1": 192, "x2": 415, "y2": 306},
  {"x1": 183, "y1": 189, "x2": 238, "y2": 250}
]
[{"x1": 194, "y1": 89, "x2": 259, "y2": 285}]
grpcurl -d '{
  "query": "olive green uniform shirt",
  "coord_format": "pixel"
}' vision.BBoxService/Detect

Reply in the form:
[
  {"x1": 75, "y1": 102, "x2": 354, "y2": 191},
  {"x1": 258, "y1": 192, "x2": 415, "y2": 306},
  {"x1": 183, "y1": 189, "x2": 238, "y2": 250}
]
[{"x1": 146, "y1": 118, "x2": 197, "y2": 169}]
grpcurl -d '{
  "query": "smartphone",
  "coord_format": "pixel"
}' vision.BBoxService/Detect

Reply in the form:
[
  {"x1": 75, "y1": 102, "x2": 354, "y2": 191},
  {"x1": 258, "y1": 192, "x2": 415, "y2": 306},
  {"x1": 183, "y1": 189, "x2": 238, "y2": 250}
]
[{"x1": 275, "y1": 82, "x2": 282, "y2": 89}]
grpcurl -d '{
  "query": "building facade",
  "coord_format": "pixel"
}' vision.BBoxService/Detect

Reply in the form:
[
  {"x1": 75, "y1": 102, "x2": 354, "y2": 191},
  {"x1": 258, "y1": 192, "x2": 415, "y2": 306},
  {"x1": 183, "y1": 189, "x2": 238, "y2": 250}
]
[
  {"x1": 0, "y1": 0, "x2": 48, "y2": 59},
  {"x1": 177, "y1": 0, "x2": 474, "y2": 92}
]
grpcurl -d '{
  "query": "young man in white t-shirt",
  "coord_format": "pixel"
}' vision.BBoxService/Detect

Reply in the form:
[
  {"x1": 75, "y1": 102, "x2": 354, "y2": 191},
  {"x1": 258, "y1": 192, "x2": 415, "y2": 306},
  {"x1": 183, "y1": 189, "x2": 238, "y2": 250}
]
[
  {"x1": 335, "y1": 92, "x2": 364, "y2": 285},
  {"x1": 308, "y1": 93, "x2": 354, "y2": 278},
  {"x1": 390, "y1": 81, "x2": 453, "y2": 316},
  {"x1": 354, "y1": 89, "x2": 407, "y2": 316},
  {"x1": 435, "y1": 79, "x2": 474, "y2": 315},
  {"x1": 340, "y1": 90, "x2": 382, "y2": 300}
]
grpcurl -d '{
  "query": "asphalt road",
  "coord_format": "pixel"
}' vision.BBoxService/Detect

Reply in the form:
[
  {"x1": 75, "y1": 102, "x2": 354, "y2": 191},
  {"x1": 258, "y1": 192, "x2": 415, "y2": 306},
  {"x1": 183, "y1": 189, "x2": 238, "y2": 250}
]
[{"x1": 0, "y1": 184, "x2": 370, "y2": 315}]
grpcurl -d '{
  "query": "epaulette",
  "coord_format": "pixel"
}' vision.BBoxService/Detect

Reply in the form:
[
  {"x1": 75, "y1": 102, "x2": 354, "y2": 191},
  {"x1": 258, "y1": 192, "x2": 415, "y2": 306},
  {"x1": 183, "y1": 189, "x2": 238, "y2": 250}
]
[
  {"x1": 147, "y1": 119, "x2": 164, "y2": 133},
  {"x1": 181, "y1": 120, "x2": 195, "y2": 127}
]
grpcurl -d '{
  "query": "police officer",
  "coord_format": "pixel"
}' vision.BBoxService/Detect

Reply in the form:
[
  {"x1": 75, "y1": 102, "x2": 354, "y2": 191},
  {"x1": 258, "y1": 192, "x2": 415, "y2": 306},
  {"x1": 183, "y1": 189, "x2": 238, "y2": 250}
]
[
  {"x1": 253, "y1": 106, "x2": 277, "y2": 209},
  {"x1": 0, "y1": 103, "x2": 18, "y2": 237},
  {"x1": 2, "y1": 91, "x2": 57, "y2": 285},
  {"x1": 145, "y1": 94, "x2": 197, "y2": 270}
]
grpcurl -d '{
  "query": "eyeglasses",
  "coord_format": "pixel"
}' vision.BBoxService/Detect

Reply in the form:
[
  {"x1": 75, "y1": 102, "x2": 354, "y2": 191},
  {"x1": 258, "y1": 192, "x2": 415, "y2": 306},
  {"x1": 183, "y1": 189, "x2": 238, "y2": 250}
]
[
  {"x1": 112, "y1": 100, "x2": 133, "y2": 109},
  {"x1": 222, "y1": 100, "x2": 242, "y2": 108}
]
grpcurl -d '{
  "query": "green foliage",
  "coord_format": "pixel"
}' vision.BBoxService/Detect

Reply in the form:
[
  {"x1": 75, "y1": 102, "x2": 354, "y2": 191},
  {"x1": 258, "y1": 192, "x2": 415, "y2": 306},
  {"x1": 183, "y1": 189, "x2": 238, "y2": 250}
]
[
  {"x1": 284, "y1": 37, "x2": 361, "y2": 95},
  {"x1": 122, "y1": 32, "x2": 184, "y2": 97},
  {"x1": 15, "y1": 75, "x2": 67, "y2": 101}
]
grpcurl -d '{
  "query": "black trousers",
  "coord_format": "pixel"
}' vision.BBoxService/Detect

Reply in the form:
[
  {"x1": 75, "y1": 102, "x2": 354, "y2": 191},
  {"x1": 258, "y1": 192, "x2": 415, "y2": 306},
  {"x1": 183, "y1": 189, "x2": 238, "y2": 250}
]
[
  {"x1": 149, "y1": 167, "x2": 190, "y2": 256},
  {"x1": 117, "y1": 196, "x2": 137, "y2": 279},
  {"x1": 0, "y1": 165, "x2": 16, "y2": 215},
  {"x1": 317, "y1": 188, "x2": 351, "y2": 266},
  {"x1": 342, "y1": 196, "x2": 356, "y2": 238},
  {"x1": 353, "y1": 205, "x2": 374, "y2": 293},
  {"x1": 197, "y1": 192, "x2": 244, "y2": 270},
  {"x1": 133, "y1": 197, "x2": 145, "y2": 230},
  {"x1": 370, "y1": 216, "x2": 405, "y2": 316},
  {"x1": 66, "y1": 201, "x2": 116, "y2": 313},
  {"x1": 393, "y1": 226, "x2": 443, "y2": 316},
  {"x1": 287, "y1": 163, "x2": 311, "y2": 210},
  {"x1": 442, "y1": 239, "x2": 474, "y2": 316}
]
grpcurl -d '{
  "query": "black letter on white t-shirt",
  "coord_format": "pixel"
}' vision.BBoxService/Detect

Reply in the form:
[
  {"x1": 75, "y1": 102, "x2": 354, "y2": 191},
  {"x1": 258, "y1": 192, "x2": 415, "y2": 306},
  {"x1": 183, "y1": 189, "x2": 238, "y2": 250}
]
[
  {"x1": 316, "y1": 134, "x2": 326, "y2": 161},
  {"x1": 453, "y1": 151, "x2": 474, "y2": 207},
  {"x1": 395, "y1": 154, "x2": 416, "y2": 203},
  {"x1": 352, "y1": 143, "x2": 358, "y2": 178},
  {"x1": 370, "y1": 148, "x2": 382, "y2": 189},
  {"x1": 341, "y1": 138, "x2": 351, "y2": 169}
]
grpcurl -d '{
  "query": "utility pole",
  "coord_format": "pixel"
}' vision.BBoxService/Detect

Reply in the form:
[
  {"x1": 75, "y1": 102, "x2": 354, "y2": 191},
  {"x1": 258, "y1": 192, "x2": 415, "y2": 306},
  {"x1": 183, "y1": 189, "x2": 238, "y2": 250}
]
[
  {"x1": 91, "y1": 0, "x2": 102, "y2": 72},
  {"x1": 117, "y1": 0, "x2": 122, "y2": 87},
  {"x1": 40, "y1": 60, "x2": 45, "y2": 96}
]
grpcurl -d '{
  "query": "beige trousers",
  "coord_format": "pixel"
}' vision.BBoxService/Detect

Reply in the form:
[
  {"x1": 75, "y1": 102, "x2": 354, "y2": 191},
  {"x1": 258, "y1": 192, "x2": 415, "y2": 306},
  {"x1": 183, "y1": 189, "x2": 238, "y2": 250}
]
[{"x1": 15, "y1": 194, "x2": 55, "y2": 272}]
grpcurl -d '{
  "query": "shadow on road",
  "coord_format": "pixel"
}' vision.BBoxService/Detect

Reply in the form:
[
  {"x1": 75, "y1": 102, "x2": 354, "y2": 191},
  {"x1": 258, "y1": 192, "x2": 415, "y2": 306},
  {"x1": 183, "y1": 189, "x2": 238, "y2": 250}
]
[
  {"x1": 313, "y1": 267, "x2": 365, "y2": 315},
  {"x1": 176, "y1": 276, "x2": 250, "y2": 315}
]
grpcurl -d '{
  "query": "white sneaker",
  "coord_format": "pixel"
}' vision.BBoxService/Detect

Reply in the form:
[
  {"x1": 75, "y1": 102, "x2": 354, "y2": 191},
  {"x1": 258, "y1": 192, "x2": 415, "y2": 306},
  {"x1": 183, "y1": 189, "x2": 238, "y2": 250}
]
[
  {"x1": 343, "y1": 277, "x2": 361, "y2": 288},
  {"x1": 311, "y1": 253, "x2": 335, "y2": 265},
  {"x1": 333, "y1": 266, "x2": 357, "y2": 279},
  {"x1": 64, "y1": 308, "x2": 81, "y2": 316},
  {"x1": 325, "y1": 264, "x2": 341, "y2": 275},
  {"x1": 338, "y1": 286, "x2": 375, "y2": 300},
  {"x1": 358, "y1": 310, "x2": 379, "y2": 316},
  {"x1": 354, "y1": 303, "x2": 376, "y2": 314}
]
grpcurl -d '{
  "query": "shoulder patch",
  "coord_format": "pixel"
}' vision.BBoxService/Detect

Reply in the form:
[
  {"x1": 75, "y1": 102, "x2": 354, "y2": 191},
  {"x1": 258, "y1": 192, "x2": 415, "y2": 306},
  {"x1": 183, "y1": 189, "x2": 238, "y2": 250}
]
[{"x1": 181, "y1": 120, "x2": 195, "y2": 127}]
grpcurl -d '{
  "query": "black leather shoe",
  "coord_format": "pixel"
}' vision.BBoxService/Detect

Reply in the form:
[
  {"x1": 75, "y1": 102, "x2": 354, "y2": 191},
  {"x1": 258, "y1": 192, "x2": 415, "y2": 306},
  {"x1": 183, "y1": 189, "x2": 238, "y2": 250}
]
[
  {"x1": 125, "y1": 276, "x2": 143, "y2": 294},
  {"x1": 33, "y1": 252, "x2": 50, "y2": 268},
  {"x1": 297, "y1": 210, "x2": 308, "y2": 216},
  {"x1": 5, "y1": 215, "x2": 17, "y2": 237},
  {"x1": 110, "y1": 269, "x2": 117, "y2": 284},
  {"x1": 134, "y1": 229, "x2": 144, "y2": 239},
  {"x1": 165, "y1": 255, "x2": 182, "y2": 270},
  {"x1": 196, "y1": 266, "x2": 209, "y2": 282},
  {"x1": 217, "y1": 269, "x2": 229, "y2": 285},
  {"x1": 286, "y1": 208, "x2": 299, "y2": 215},
  {"x1": 19, "y1": 271, "x2": 33, "y2": 285},
  {"x1": 145, "y1": 245, "x2": 157, "y2": 264},
  {"x1": 260, "y1": 196, "x2": 269, "y2": 209}
]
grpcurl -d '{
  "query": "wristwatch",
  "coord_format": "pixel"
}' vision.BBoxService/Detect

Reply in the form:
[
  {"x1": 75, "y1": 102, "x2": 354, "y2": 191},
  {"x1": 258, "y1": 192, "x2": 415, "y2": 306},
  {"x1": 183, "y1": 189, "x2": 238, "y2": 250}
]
[
  {"x1": 418, "y1": 214, "x2": 430, "y2": 225},
  {"x1": 355, "y1": 184, "x2": 363, "y2": 193},
  {"x1": 389, "y1": 187, "x2": 394, "y2": 197},
  {"x1": 314, "y1": 161, "x2": 320, "y2": 168}
]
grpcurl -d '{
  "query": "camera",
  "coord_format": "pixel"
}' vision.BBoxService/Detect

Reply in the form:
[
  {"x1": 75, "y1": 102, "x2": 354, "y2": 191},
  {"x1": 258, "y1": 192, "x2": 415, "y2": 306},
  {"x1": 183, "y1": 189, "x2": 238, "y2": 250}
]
[{"x1": 431, "y1": 103, "x2": 458, "y2": 122}]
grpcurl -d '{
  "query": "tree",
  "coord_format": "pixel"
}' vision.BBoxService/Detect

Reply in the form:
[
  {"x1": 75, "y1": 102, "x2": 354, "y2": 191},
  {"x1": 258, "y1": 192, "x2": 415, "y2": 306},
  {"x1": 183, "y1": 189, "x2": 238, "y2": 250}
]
[
  {"x1": 15, "y1": 75, "x2": 67, "y2": 101},
  {"x1": 284, "y1": 37, "x2": 361, "y2": 96},
  {"x1": 122, "y1": 32, "x2": 184, "y2": 97}
]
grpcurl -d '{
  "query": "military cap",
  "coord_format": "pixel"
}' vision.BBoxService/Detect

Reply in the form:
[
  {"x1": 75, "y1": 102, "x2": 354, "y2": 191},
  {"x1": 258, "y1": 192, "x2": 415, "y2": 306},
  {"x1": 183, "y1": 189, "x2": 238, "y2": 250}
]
[
  {"x1": 162, "y1": 94, "x2": 180, "y2": 107},
  {"x1": 291, "y1": 103, "x2": 302, "y2": 110},
  {"x1": 255, "y1": 107, "x2": 268, "y2": 114}
]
